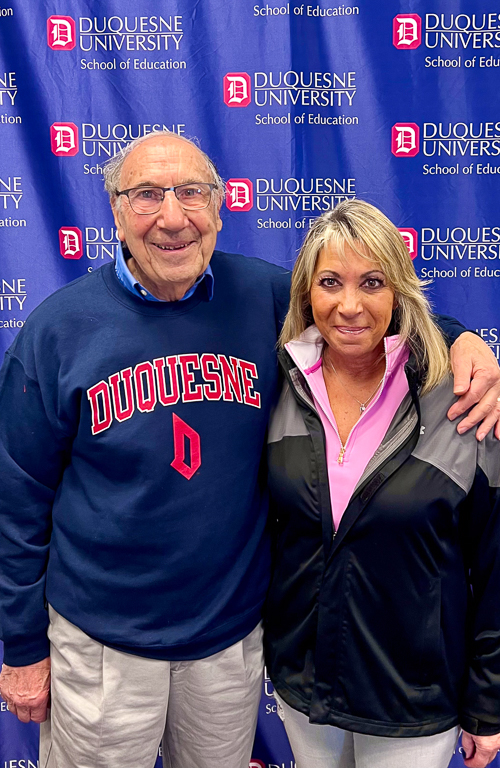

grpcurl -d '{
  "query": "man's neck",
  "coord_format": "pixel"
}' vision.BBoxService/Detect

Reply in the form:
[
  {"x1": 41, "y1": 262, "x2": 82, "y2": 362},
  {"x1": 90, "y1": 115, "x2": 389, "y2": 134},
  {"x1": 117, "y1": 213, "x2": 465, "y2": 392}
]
[{"x1": 127, "y1": 256, "x2": 197, "y2": 302}]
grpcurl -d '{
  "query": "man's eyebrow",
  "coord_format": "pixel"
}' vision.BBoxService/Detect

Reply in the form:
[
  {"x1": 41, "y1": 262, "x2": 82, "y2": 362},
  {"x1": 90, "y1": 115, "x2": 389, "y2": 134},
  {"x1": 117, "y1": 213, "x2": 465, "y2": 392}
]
[
  {"x1": 178, "y1": 179, "x2": 212, "y2": 186},
  {"x1": 128, "y1": 179, "x2": 210, "y2": 188},
  {"x1": 127, "y1": 181, "x2": 160, "y2": 188}
]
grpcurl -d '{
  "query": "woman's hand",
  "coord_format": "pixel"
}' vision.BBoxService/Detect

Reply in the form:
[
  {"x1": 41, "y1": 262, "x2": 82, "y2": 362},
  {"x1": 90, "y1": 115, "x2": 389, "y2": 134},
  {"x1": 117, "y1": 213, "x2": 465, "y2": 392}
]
[
  {"x1": 462, "y1": 731, "x2": 500, "y2": 768},
  {"x1": 448, "y1": 332, "x2": 500, "y2": 441}
]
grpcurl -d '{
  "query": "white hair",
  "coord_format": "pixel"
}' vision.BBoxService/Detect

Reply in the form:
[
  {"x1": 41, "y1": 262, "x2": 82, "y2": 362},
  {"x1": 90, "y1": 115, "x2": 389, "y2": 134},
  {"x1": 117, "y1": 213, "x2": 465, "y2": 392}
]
[{"x1": 102, "y1": 129, "x2": 225, "y2": 208}]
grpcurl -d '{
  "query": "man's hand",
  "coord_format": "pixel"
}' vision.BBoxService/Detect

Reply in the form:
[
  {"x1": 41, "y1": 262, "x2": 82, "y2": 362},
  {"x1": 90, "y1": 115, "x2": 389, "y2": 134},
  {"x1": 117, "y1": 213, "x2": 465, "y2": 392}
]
[
  {"x1": 448, "y1": 332, "x2": 500, "y2": 441},
  {"x1": 0, "y1": 657, "x2": 50, "y2": 723},
  {"x1": 462, "y1": 731, "x2": 500, "y2": 768}
]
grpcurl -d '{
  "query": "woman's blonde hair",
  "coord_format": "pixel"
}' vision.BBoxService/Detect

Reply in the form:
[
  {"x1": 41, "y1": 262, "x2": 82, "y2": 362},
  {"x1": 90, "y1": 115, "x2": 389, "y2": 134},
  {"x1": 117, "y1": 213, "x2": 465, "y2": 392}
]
[{"x1": 280, "y1": 199, "x2": 450, "y2": 393}]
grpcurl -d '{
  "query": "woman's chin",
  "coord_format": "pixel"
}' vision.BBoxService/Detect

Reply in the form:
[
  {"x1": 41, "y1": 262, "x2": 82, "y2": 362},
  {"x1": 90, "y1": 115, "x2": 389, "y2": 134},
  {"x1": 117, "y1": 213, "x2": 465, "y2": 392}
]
[{"x1": 325, "y1": 334, "x2": 383, "y2": 359}]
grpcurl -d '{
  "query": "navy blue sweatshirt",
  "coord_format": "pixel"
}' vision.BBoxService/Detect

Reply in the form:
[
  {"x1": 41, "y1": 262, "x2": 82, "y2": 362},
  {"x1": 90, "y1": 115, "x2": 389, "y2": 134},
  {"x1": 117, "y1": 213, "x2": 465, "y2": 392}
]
[
  {"x1": 0, "y1": 252, "x2": 290, "y2": 665},
  {"x1": 0, "y1": 252, "x2": 465, "y2": 666}
]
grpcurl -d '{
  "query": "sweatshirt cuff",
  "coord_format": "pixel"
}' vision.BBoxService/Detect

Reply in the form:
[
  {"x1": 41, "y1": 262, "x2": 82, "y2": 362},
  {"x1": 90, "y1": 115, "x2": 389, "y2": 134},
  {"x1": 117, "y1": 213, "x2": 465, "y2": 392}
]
[
  {"x1": 460, "y1": 714, "x2": 500, "y2": 737},
  {"x1": 2, "y1": 629, "x2": 50, "y2": 667}
]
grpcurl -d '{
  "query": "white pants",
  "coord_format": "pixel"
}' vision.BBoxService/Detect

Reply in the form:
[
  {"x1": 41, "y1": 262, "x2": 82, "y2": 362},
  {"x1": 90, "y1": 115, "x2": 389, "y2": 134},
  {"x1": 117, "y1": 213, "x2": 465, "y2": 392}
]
[
  {"x1": 40, "y1": 607, "x2": 263, "y2": 768},
  {"x1": 276, "y1": 695, "x2": 459, "y2": 768}
]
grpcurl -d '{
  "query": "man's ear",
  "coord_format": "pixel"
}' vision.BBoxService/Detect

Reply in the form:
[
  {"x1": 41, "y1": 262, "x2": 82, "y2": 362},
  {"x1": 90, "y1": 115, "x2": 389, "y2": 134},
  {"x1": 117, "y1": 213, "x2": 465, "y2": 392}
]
[{"x1": 111, "y1": 199, "x2": 126, "y2": 242}]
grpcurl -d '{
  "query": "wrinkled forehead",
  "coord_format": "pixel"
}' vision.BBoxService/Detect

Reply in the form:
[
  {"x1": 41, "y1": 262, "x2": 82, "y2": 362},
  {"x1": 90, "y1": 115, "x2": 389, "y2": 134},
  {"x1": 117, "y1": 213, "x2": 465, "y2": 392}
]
[{"x1": 119, "y1": 136, "x2": 211, "y2": 188}]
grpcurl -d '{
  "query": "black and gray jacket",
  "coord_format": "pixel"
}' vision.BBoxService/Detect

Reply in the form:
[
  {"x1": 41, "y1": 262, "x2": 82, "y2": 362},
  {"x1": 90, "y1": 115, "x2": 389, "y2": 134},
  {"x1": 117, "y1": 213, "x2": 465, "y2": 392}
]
[{"x1": 264, "y1": 346, "x2": 500, "y2": 738}]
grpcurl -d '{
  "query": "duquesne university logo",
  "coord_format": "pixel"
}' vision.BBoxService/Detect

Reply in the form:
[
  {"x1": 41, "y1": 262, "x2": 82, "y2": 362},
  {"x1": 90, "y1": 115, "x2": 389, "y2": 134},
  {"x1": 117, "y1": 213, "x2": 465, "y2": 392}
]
[
  {"x1": 47, "y1": 16, "x2": 76, "y2": 50},
  {"x1": 59, "y1": 227, "x2": 83, "y2": 259},
  {"x1": 391, "y1": 123, "x2": 420, "y2": 157},
  {"x1": 223, "y1": 73, "x2": 251, "y2": 107},
  {"x1": 249, "y1": 761, "x2": 266, "y2": 768},
  {"x1": 50, "y1": 123, "x2": 79, "y2": 156},
  {"x1": 398, "y1": 228, "x2": 418, "y2": 259},
  {"x1": 393, "y1": 14, "x2": 422, "y2": 49},
  {"x1": 226, "y1": 179, "x2": 253, "y2": 212}
]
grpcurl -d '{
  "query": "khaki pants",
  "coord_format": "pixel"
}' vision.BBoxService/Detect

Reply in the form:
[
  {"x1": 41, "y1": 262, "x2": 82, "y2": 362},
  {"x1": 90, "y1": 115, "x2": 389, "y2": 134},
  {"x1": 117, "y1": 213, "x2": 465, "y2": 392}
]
[
  {"x1": 40, "y1": 606, "x2": 263, "y2": 768},
  {"x1": 276, "y1": 694, "x2": 460, "y2": 768}
]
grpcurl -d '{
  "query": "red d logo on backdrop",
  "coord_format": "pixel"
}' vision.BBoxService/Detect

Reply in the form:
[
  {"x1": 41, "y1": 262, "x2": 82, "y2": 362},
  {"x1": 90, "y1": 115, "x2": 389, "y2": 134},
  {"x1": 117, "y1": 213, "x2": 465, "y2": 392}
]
[
  {"x1": 249, "y1": 761, "x2": 266, "y2": 768},
  {"x1": 393, "y1": 15, "x2": 422, "y2": 50},
  {"x1": 59, "y1": 227, "x2": 83, "y2": 259},
  {"x1": 50, "y1": 123, "x2": 79, "y2": 156},
  {"x1": 223, "y1": 73, "x2": 251, "y2": 107},
  {"x1": 226, "y1": 179, "x2": 253, "y2": 211},
  {"x1": 391, "y1": 123, "x2": 420, "y2": 157},
  {"x1": 47, "y1": 16, "x2": 76, "y2": 50},
  {"x1": 398, "y1": 228, "x2": 418, "y2": 260}
]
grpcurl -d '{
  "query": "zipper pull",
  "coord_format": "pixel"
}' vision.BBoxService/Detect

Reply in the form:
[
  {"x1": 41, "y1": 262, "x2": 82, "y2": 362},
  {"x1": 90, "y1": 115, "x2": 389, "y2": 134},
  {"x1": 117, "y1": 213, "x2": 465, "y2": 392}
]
[{"x1": 338, "y1": 446, "x2": 345, "y2": 464}]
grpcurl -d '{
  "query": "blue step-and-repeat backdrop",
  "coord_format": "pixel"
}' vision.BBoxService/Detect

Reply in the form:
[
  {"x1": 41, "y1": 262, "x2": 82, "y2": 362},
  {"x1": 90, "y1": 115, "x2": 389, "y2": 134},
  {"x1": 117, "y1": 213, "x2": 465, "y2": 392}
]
[{"x1": 0, "y1": 1, "x2": 499, "y2": 766}]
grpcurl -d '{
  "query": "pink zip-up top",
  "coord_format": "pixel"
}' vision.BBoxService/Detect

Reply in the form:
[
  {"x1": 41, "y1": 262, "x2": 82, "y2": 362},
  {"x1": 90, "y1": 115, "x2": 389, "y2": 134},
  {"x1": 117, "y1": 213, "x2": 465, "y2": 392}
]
[{"x1": 286, "y1": 326, "x2": 410, "y2": 531}]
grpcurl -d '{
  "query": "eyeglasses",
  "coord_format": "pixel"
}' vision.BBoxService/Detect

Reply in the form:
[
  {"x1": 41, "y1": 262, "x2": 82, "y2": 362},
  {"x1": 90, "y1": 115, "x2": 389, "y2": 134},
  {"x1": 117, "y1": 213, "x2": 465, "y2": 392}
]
[{"x1": 116, "y1": 183, "x2": 217, "y2": 214}]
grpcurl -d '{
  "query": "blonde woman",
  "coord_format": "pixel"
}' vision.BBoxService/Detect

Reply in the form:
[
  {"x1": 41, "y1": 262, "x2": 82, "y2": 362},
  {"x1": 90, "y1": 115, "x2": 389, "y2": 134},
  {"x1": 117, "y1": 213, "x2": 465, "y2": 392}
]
[{"x1": 264, "y1": 200, "x2": 500, "y2": 768}]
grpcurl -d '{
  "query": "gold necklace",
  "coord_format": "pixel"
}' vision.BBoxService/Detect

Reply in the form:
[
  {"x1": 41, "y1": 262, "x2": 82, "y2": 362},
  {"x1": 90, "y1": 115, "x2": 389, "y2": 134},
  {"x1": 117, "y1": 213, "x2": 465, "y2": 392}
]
[{"x1": 327, "y1": 361, "x2": 385, "y2": 414}]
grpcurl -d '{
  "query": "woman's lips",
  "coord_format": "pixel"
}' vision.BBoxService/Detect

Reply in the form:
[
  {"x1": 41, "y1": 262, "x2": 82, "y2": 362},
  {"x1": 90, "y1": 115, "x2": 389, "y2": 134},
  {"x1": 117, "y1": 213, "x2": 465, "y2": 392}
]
[{"x1": 335, "y1": 326, "x2": 367, "y2": 335}]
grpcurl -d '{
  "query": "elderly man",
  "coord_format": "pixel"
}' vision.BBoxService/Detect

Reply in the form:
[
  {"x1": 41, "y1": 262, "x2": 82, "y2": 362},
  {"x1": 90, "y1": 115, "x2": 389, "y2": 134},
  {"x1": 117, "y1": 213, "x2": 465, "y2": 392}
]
[{"x1": 0, "y1": 130, "x2": 499, "y2": 768}]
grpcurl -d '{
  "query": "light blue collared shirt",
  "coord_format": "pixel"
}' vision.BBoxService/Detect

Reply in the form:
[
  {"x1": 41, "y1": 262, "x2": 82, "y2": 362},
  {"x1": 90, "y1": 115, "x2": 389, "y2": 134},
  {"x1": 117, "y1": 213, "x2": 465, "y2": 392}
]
[{"x1": 114, "y1": 243, "x2": 214, "y2": 302}]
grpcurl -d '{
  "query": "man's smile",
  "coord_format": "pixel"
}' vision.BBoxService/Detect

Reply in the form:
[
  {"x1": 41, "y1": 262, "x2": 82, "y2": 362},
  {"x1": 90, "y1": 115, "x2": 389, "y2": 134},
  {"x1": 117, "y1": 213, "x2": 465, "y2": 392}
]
[{"x1": 152, "y1": 241, "x2": 194, "y2": 252}]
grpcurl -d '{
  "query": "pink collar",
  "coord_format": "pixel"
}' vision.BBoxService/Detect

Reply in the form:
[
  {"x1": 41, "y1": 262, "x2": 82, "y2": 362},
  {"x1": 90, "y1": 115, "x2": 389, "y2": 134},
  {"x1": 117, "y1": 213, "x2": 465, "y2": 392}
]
[{"x1": 286, "y1": 325, "x2": 408, "y2": 384}]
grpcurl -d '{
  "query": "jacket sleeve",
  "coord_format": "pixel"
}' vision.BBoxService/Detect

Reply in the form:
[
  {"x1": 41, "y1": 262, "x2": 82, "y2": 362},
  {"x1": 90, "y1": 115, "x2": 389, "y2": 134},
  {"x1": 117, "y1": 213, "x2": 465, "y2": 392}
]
[
  {"x1": 0, "y1": 350, "x2": 74, "y2": 666},
  {"x1": 460, "y1": 435, "x2": 500, "y2": 735},
  {"x1": 434, "y1": 313, "x2": 466, "y2": 345}
]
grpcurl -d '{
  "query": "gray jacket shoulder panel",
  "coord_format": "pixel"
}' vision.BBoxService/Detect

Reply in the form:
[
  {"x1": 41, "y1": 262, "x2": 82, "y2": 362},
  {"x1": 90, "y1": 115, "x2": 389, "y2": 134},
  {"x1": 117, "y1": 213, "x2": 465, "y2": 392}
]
[
  {"x1": 412, "y1": 376, "x2": 478, "y2": 494},
  {"x1": 268, "y1": 378, "x2": 309, "y2": 444},
  {"x1": 270, "y1": 365, "x2": 494, "y2": 495}
]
